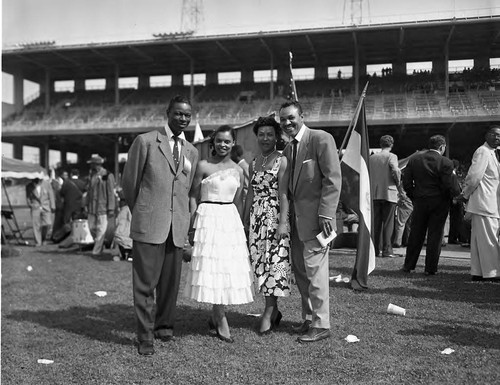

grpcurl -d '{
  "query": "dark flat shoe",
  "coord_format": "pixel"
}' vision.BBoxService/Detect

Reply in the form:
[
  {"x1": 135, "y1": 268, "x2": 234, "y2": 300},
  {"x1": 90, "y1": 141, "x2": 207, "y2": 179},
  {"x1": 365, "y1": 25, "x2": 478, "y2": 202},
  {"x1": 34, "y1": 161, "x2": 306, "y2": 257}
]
[
  {"x1": 215, "y1": 329, "x2": 234, "y2": 343},
  {"x1": 138, "y1": 340, "x2": 154, "y2": 356},
  {"x1": 273, "y1": 311, "x2": 283, "y2": 328}
]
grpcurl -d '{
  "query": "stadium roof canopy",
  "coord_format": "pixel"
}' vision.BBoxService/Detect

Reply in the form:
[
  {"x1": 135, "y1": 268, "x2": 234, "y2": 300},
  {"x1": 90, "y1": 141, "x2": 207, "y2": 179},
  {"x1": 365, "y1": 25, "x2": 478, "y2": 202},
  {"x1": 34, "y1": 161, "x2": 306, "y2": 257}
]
[{"x1": 3, "y1": 16, "x2": 500, "y2": 82}]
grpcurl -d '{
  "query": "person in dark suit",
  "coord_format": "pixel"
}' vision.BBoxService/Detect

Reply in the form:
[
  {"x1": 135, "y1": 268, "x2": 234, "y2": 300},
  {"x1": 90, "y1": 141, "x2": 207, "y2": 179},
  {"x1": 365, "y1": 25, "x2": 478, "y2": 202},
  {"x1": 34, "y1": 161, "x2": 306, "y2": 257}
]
[
  {"x1": 122, "y1": 95, "x2": 199, "y2": 355},
  {"x1": 369, "y1": 135, "x2": 402, "y2": 258},
  {"x1": 401, "y1": 135, "x2": 460, "y2": 275},
  {"x1": 280, "y1": 101, "x2": 341, "y2": 343}
]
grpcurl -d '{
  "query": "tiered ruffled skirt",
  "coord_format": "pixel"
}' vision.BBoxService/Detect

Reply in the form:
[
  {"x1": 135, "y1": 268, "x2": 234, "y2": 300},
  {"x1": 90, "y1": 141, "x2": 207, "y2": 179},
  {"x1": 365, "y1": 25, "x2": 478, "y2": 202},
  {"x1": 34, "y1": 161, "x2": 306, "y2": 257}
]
[{"x1": 184, "y1": 203, "x2": 254, "y2": 305}]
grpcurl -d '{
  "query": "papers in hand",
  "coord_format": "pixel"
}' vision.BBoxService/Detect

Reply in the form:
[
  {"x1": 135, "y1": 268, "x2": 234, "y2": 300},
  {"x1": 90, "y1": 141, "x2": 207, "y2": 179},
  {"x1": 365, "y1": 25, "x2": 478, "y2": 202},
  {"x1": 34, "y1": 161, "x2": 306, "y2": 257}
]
[{"x1": 316, "y1": 229, "x2": 337, "y2": 247}]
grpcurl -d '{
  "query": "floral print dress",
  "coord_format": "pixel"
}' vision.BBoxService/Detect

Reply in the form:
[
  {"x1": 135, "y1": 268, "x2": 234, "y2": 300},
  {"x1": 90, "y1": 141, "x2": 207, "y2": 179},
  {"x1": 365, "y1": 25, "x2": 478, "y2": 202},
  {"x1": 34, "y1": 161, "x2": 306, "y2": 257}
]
[{"x1": 249, "y1": 155, "x2": 291, "y2": 297}]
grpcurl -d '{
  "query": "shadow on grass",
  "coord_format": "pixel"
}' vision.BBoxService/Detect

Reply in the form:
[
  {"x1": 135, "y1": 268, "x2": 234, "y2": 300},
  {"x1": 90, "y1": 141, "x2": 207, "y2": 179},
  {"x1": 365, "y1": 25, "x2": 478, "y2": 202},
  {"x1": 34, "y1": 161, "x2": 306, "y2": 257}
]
[
  {"x1": 7, "y1": 304, "x2": 135, "y2": 345},
  {"x1": 400, "y1": 323, "x2": 500, "y2": 350}
]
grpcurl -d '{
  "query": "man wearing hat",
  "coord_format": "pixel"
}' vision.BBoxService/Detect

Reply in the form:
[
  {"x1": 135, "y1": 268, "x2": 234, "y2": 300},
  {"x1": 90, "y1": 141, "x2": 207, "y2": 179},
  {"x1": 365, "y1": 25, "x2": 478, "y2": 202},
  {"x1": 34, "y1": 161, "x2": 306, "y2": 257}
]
[{"x1": 86, "y1": 154, "x2": 116, "y2": 256}]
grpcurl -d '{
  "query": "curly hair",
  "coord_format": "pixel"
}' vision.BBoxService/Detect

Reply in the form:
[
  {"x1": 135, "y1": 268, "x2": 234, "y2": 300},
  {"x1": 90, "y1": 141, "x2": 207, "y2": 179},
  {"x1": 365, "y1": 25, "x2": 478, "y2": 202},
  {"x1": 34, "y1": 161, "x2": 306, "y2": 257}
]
[
  {"x1": 252, "y1": 116, "x2": 285, "y2": 150},
  {"x1": 209, "y1": 125, "x2": 235, "y2": 156}
]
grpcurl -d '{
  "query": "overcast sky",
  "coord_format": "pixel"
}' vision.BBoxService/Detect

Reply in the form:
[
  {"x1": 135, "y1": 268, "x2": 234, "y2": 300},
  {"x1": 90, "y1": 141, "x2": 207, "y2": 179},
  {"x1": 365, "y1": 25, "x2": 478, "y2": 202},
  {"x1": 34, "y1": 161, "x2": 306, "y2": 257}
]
[
  {"x1": 2, "y1": 0, "x2": 497, "y2": 102},
  {"x1": 2, "y1": 0, "x2": 496, "y2": 46}
]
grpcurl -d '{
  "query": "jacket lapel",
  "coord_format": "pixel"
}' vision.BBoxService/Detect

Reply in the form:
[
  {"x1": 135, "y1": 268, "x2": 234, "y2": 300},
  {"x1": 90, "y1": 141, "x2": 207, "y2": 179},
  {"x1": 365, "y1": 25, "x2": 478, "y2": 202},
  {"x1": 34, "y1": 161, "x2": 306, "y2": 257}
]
[{"x1": 157, "y1": 130, "x2": 177, "y2": 172}]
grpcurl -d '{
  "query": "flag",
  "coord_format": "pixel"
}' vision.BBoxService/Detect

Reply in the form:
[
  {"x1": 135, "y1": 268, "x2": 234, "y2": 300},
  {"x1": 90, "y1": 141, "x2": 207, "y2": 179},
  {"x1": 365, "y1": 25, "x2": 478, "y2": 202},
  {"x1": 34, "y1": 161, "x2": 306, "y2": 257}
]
[
  {"x1": 340, "y1": 92, "x2": 375, "y2": 290},
  {"x1": 193, "y1": 121, "x2": 204, "y2": 143}
]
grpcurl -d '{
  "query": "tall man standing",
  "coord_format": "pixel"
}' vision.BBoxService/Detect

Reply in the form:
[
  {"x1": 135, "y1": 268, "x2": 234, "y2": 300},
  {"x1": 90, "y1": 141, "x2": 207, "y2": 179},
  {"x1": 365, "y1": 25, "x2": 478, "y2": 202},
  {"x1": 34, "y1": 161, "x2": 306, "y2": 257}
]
[
  {"x1": 370, "y1": 135, "x2": 401, "y2": 258},
  {"x1": 402, "y1": 135, "x2": 460, "y2": 275},
  {"x1": 122, "y1": 95, "x2": 199, "y2": 355},
  {"x1": 280, "y1": 101, "x2": 341, "y2": 343},
  {"x1": 459, "y1": 126, "x2": 500, "y2": 281}
]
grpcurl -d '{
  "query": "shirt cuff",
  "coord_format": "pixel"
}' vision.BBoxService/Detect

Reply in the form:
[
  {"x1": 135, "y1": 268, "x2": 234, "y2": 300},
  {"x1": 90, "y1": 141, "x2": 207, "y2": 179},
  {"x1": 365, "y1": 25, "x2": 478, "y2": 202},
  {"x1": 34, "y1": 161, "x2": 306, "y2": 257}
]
[{"x1": 319, "y1": 215, "x2": 333, "y2": 220}]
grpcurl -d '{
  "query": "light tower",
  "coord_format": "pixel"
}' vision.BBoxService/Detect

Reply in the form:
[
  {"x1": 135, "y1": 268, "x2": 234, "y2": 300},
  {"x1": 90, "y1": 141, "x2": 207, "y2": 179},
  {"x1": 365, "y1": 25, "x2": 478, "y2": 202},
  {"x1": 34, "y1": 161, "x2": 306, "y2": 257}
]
[
  {"x1": 342, "y1": 0, "x2": 371, "y2": 25},
  {"x1": 181, "y1": 0, "x2": 204, "y2": 34}
]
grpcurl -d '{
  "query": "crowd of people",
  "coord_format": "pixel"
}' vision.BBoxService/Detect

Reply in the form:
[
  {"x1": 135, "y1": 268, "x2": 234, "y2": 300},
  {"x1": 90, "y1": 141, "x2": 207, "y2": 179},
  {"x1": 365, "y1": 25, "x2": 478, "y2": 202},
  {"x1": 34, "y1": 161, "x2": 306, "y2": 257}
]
[{"x1": 24, "y1": 94, "x2": 499, "y2": 356}]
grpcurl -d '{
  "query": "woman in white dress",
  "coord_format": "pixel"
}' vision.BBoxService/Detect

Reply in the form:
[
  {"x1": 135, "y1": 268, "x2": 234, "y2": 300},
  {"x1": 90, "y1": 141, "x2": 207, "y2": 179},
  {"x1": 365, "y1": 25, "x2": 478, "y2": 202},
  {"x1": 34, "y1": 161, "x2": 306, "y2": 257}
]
[{"x1": 184, "y1": 125, "x2": 254, "y2": 342}]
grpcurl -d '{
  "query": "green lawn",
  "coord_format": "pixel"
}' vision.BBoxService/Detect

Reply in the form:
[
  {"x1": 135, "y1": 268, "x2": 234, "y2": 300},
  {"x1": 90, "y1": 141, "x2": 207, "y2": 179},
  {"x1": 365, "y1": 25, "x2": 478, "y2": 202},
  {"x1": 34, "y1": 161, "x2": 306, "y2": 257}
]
[{"x1": 2, "y1": 245, "x2": 499, "y2": 385}]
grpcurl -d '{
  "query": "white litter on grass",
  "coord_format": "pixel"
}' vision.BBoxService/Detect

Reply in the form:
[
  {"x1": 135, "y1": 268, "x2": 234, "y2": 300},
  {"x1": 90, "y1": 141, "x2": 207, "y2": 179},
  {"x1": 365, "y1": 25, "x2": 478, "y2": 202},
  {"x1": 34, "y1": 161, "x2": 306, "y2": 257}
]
[
  {"x1": 246, "y1": 313, "x2": 262, "y2": 318},
  {"x1": 441, "y1": 348, "x2": 455, "y2": 355},
  {"x1": 94, "y1": 291, "x2": 107, "y2": 297},
  {"x1": 37, "y1": 359, "x2": 54, "y2": 364},
  {"x1": 344, "y1": 335, "x2": 360, "y2": 343},
  {"x1": 342, "y1": 277, "x2": 350, "y2": 283},
  {"x1": 26, "y1": 266, "x2": 33, "y2": 272},
  {"x1": 329, "y1": 274, "x2": 342, "y2": 282}
]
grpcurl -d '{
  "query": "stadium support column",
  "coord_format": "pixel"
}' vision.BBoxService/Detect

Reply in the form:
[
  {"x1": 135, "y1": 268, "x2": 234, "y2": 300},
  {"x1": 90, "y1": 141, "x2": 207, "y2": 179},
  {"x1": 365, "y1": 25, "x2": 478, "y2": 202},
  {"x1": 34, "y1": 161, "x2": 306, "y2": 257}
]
[
  {"x1": 113, "y1": 139, "x2": 119, "y2": 184},
  {"x1": 353, "y1": 31, "x2": 359, "y2": 96},
  {"x1": 114, "y1": 66, "x2": 120, "y2": 106},
  {"x1": 43, "y1": 70, "x2": 51, "y2": 113},
  {"x1": 259, "y1": 38, "x2": 274, "y2": 100},
  {"x1": 40, "y1": 140, "x2": 49, "y2": 169},
  {"x1": 189, "y1": 60, "x2": 195, "y2": 103},
  {"x1": 12, "y1": 70, "x2": 24, "y2": 114}
]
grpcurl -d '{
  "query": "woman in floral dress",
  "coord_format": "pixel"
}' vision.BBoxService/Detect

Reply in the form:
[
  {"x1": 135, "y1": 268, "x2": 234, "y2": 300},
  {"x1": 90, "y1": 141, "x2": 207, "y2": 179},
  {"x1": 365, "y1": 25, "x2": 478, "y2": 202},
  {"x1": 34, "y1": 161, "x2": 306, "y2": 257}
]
[{"x1": 244, "y1": 116, "x2": 291, "y2": 335}]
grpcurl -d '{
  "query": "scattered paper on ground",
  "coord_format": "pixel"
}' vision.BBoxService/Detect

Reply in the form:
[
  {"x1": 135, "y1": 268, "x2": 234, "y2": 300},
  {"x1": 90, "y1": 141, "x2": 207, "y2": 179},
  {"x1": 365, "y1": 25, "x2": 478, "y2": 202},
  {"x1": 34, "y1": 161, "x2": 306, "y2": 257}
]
[
  {"x1": 94, "y1": 291, "x2": 107, "y2": 297},
  {"x1": 247, "y1": 313, "x2": 262, "y2": 318},
  {"x1": 329, "y1": 274, "x2": 342, "y2": 282},
  {"x1": 26, "y1": 266, "x2": 33, "y2": 271},
  {"x1": 441, "y1": 348, "x2": 455, "y2": 355},
  {"x1": 342, "y1": 277, "x2": 350, "y2": 283},
  {"x1": 344, "y1": 335, "x2": 360, "y2": 343},
  {"x1": 37, "y1": 359, "x2": 54, "y2": 364}
]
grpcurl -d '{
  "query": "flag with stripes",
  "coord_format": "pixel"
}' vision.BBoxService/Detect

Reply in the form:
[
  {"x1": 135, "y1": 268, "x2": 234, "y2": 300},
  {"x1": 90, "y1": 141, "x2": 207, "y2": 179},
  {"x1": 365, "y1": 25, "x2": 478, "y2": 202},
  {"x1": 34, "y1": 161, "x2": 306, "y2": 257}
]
[{"x1": 340, "y1": 96, "x2": 375, "y2": 290}]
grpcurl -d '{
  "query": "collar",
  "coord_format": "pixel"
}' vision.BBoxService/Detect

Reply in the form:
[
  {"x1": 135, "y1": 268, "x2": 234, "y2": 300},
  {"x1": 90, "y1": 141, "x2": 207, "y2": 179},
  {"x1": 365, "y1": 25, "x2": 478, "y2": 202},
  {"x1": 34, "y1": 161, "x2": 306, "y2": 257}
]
[
  {"x1": 484, "y1": 142, "x2": 497, "y2": 151},
  {"x1": 429, "y1": 149, "x2": 441, "y2": 154},
  {"x1": 238, "y1": 159, "x2": 245, "y2": 166},
  {"x1": 165, "y1": 124, "x2": 186, "y2": 142},
  {"x1": 293, "y1": 124, "x2": 307, "y2": 143}
]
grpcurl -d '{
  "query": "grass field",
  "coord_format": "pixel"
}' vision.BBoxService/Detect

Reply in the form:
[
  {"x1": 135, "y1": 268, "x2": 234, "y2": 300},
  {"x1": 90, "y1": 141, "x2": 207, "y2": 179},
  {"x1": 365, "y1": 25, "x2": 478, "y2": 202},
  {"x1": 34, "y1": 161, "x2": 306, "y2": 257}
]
[{"x1": 1, "y1": 244, "x2": 499, "y2": 385}]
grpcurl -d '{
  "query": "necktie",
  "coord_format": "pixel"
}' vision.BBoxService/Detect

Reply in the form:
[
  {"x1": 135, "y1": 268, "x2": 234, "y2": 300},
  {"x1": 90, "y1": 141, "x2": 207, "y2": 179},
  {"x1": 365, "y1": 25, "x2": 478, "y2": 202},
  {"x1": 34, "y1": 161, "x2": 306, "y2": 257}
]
[
  {"x1": 290, "y1": 139, "x2": 298, "y2": 187},
  {"x1": 172, "y1": 136, "x2": 180, "y2": 169},
  {"x1": 495, "y1": 149, "x2": 500, "y2": 163}
]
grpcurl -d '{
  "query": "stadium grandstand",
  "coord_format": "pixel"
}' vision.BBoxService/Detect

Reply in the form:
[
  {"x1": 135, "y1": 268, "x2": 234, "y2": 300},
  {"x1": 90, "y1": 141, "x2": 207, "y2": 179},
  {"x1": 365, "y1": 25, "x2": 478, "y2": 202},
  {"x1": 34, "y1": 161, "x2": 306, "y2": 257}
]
[{"x1": 2, "y1": 15, "x2": 500, "y2": 178}]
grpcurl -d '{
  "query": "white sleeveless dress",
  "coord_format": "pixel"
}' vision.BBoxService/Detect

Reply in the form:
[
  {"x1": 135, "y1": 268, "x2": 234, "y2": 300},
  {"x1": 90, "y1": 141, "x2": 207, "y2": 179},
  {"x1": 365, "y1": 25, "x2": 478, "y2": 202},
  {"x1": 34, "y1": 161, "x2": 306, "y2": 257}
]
[{"x1": 184, "y1": 168, "x2": 254, "y2": 305}]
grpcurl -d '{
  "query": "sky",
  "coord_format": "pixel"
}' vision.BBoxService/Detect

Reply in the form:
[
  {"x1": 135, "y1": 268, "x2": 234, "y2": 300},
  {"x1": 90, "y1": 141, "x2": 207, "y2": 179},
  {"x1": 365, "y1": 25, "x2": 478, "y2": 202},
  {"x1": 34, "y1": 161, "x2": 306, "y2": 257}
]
[{"x1": 2, "y1": 0, "x2": 497, "y2": 101}]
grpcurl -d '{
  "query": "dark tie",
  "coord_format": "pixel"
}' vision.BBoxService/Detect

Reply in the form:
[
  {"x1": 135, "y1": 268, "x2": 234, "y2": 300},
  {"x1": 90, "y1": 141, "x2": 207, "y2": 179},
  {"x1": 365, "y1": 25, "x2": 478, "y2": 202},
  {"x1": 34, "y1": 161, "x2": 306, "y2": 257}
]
[
  {"x1": 495, "y1": 149, "x2": 500, "y2": 163},
  {"x1": 290, "y1": 139, "x2": 298, "y2": 187},
  {"x1": 172, "y1": 136, "x2": 180, "y2": 169}
]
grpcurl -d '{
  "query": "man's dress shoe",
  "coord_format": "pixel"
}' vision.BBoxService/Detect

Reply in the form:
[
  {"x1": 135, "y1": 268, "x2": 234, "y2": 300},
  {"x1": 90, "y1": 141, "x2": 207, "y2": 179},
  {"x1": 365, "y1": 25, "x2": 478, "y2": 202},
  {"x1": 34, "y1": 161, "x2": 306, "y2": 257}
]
[
  {"x1": 155, "y1": 335, "x2": 175, "y2": 342},
  {"x1": 292, "y1": 320, "x2": 311, "y2": 334},
  {"x1": 297, "y1": 327, "x2": 331, "y2": 343},
  {"x1": 138, "y1": 341, "x2": 154, "y2": 356}
]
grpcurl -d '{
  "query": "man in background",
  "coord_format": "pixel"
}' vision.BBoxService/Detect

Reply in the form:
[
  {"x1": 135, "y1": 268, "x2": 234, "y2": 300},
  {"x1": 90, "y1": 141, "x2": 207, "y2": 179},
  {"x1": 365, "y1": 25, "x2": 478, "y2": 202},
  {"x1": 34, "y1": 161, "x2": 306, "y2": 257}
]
[
  {"x1": 369, "y1": 135, "x2": 401, "y2": 258},
  {"x1": 26, "y1": 177, "x2": 55, "y2": 246},
  {"x1": 86, "y1": 154, "x2": 116, "y2": 256},
  {"x1": 230, "y1": 144, "x2": 250, "y2": 205},
  {"x1": 459, "y1": 126, "x2": 500, "y2": 281},
  {"x1": 402, "y1": 135, "x2": 460, "y2": 275}
]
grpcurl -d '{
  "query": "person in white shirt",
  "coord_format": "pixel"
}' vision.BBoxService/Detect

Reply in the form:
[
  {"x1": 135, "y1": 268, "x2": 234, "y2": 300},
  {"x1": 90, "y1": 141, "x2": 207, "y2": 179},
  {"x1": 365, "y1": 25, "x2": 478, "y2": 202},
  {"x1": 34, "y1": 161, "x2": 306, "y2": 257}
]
[{"x1": 459, "y1": 126, "x2": 500, "y2": 282}]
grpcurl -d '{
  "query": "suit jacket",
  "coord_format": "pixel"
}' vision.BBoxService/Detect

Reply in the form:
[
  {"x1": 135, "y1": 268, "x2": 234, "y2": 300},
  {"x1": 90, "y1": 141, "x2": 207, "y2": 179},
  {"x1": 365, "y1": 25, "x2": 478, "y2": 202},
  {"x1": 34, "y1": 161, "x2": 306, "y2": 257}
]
[
  {"x1": 122, "y1": 127, "x2": 199, "y2": 246},
  {"x1": 26, "y1": 180, "x2": 55, "y2": 212},
  {"x1": 402, "y1": 150, "x2": 460, "y2": 201},
  {"x1": 462, "y1": 142, "x2": 500, "y2": 218},
  {"x1": 238, "y1": 159, "x2": 250, "y2": 200},
  {"x1": 370, "y1": 150, "x2": 401, "y2": 203},
  {"x1": 283, "y1": 126, "x2": 341, "y2": 241}
]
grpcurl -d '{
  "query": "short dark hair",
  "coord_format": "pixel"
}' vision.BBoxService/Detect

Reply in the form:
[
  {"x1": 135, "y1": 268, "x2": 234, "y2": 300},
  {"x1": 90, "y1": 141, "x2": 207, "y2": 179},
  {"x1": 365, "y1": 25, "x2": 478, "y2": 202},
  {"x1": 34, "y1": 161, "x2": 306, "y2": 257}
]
[
  {"x1": 70, "y1": 168, "x2": 80, "y2": 177},
  {"x1": 279, "y1": 100, "x2": 303, "y2": 115},
  {"x1": 253, "y1": 116, "x2": 282, "y2": 136},
  {"x1": 166, "y1": 95, "x2": 191, "y2": 114},
  {"x1": 428, "y1": 135, "x2": 446, "y2": 150},
  {"x1": 487, "y1": 125, "x2": 500, "y2": 135},
  {"x1": 231, "y1": 144, "x2": 244, "y2": 158},
  {"x1": 379, "y1": 135, "x2": 394, "y2": 148},
  {"x1": 210, "y1": 125, "x2": 235, "y2": 156}
]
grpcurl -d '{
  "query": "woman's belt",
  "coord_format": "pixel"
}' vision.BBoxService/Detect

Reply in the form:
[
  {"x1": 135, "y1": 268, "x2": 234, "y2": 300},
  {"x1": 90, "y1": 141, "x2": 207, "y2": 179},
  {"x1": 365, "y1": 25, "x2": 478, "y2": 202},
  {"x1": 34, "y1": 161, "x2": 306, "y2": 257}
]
[{"x1": 201, "y1": 201, "x2": 232, "y2": 205}]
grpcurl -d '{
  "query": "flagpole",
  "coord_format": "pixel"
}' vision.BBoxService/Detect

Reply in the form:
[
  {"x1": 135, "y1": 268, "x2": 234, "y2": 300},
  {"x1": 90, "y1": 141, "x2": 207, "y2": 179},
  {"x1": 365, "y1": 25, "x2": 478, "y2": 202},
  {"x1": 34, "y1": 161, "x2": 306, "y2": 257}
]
[
  {"x1": 289, "y1": 51, "x2": 299, "y2": 102},
  {"x1": 338, "y1": 82, "x2": 369, "y2": 154}
]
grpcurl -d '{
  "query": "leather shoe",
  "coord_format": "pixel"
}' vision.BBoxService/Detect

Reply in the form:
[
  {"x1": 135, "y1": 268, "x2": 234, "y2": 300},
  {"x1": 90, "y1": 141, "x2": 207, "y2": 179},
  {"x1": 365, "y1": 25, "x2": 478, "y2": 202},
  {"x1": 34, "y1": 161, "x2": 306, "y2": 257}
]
[
  {"x1": 400, "y1": 267, "x2": 412, "y2": 273},
  {"x1": 292, "y1": 320, "x2": 311, "y2": 334},
  {"x1": 297, "y1": 327, "x2": 331, "y2": 343},
  {"x1": 155, "y1": 334, "x2": 175, "y2": 342},
  {"x1": 138, "y1": 341, "x2": 154, "y2": 356},
  {"x1": 424, "y1": 271, "x2": 436, "y2": 276}
]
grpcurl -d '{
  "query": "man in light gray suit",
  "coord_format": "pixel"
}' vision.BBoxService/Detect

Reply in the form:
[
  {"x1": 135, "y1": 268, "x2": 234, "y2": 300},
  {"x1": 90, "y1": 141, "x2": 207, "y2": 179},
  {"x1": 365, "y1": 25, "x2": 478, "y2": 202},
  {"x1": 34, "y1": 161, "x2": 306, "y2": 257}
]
[
  {"x1": 369, "y1": 135, "x2": 402, "y2": 258},
  {"x1": 280, "y1": 101, "x2": 341, "y2": 343},
  {"x1": 122, "y1": 95, "x2": 199, "y2": 355},
  {"x1": 459, "y1": 126, "x2": 500, "y2": 281}
]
